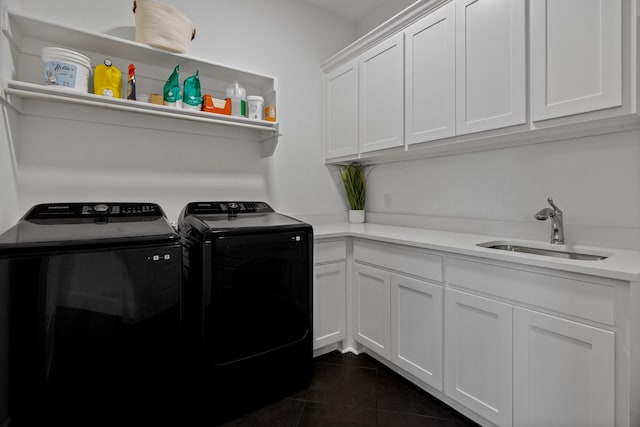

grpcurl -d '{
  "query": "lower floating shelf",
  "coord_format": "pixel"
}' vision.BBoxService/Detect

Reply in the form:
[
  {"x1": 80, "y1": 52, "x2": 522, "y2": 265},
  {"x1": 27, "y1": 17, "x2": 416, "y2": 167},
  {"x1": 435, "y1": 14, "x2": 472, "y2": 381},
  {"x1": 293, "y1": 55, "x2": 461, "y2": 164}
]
[{"x1": 3, "y1": 80, "x2": 280, "y2": 144}]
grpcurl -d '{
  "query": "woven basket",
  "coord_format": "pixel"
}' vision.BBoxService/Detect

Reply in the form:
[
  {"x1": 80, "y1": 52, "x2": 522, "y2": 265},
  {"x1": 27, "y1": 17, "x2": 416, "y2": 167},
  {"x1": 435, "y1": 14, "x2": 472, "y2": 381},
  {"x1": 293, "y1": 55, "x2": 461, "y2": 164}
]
[{"x1": 133, "y1": 0, "x2": 196, "y2": 53}]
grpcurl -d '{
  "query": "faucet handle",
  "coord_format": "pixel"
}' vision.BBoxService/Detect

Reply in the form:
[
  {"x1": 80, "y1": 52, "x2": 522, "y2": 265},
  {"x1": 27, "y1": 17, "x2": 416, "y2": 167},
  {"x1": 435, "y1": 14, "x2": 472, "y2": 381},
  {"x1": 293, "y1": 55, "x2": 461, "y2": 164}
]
[{"x1": 547, "y1": 197, "x2": 562, "y2": 214}]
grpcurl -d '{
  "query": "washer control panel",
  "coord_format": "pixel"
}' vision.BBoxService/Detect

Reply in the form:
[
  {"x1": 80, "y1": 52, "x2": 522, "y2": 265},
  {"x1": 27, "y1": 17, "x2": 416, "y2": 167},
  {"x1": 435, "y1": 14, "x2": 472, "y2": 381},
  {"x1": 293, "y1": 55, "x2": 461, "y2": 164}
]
[{"x1": 26, "y1": 203, "x2": 162, "y2": 220}]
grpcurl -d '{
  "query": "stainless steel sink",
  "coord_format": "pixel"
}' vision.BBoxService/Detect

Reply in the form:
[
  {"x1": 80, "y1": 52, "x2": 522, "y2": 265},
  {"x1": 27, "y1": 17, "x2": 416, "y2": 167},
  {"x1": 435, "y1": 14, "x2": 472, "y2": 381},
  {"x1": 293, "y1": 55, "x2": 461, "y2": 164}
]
[{"x1": 477, "y1": 241, "x2": 608, "y2": 261}]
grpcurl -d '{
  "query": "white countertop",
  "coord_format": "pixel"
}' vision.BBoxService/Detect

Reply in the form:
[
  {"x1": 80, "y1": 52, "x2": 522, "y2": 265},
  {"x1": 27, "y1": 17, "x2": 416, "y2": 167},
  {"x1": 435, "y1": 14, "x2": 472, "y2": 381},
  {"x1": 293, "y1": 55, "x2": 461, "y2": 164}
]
[{"x1": 312, "y1": 222, "x2": 640, "y2": 282}]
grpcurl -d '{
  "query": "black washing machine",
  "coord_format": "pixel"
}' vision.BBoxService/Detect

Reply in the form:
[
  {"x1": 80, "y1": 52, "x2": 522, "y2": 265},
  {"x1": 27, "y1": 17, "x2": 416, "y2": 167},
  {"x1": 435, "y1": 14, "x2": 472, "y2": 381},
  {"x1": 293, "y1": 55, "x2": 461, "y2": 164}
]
[
  {"x1": 178, "y1": 201, "x2": 313, "y2": 424},
  {"x1": 0, "y1": 202, "x2": 182, "y2": 427}
]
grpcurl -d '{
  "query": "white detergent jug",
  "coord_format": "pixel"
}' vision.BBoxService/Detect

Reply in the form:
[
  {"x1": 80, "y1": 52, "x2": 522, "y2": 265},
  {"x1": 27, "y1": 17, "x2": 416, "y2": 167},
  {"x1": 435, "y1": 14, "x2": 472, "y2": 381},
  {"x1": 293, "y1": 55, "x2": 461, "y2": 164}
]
[{"x1": 226, "y1": 80, "x2": 246, "y2": 117}]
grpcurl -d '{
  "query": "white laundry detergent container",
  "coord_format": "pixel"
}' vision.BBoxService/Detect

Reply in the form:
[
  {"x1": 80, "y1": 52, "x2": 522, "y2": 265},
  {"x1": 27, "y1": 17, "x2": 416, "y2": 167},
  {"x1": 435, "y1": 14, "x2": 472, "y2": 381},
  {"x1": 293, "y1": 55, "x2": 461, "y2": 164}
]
[{"x1": 42, "y1": 47, "x2": 91, "y2": 92}]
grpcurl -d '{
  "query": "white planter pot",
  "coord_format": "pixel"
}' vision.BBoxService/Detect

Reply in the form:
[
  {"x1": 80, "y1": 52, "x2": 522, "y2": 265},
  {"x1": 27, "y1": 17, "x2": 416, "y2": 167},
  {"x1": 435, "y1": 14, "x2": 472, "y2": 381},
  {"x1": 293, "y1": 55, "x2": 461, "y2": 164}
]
[{"x1": 349, "y1": 210, "x2": 365, "y2": 223}]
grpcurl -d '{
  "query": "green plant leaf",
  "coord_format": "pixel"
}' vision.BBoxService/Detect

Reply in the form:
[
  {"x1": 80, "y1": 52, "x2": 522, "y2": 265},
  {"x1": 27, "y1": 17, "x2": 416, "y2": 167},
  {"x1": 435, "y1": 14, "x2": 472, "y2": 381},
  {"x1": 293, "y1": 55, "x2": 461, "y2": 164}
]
[{"x1": 340, "y1": 163, "x2": 366, "y2": 210}]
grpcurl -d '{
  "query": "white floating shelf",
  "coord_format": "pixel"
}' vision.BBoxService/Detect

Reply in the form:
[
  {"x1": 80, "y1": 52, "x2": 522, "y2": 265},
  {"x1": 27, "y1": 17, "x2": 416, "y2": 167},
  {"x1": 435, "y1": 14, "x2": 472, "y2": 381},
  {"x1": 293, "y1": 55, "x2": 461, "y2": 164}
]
[
  {"x1": 1, "y1": 8, "x2": 280, "y2": 155},
  {"x1": 5, "y1": 80, "x2": 278, "y2": 134}
]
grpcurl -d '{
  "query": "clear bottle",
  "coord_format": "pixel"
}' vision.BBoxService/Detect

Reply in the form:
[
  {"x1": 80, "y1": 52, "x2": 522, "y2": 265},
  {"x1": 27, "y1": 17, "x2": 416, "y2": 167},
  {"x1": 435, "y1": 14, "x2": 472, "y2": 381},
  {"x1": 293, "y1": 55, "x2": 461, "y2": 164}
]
[
  {"x1": 226, "y1": 80, "x2": 246, "y2": 117},
  {"x1": 94, "y1": 59, "x2": 122, "y2": 98}
]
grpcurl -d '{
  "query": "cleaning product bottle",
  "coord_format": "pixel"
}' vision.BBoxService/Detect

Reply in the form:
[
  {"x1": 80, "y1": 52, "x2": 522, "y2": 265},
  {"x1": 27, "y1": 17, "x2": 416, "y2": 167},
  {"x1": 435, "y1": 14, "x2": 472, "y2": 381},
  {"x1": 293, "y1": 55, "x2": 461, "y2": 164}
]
[
  {"x1": 163, "y1": 65, "x2": 182, "y2": 108},
  {"x1": 127, "y1": 64, "x2": 137, "y2": 100},
  {"x1": 182, "y1": 70, "x2": 202, "y2": 110},
  {"x1": 226, "y1": 80, "x2": 246, "y2": 117},
  {"x1": 94, "y1": 59, "x2": 122, "y2": 98}
]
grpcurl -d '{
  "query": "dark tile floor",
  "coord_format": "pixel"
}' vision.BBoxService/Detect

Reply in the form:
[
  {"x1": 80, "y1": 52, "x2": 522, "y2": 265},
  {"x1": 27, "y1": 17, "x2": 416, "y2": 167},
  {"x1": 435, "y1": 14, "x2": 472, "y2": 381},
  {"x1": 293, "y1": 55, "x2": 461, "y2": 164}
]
[{"x1": 221, "y1": 351, "x2": 481, "y2": 427}]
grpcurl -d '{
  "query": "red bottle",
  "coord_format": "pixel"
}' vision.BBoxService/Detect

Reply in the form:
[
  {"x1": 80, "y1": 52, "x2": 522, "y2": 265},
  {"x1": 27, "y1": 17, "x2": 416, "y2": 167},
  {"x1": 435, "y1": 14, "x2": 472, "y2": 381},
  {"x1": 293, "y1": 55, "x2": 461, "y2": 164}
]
[{"x1": 127, "y1": 64, "x2": 137, "y2": 100}]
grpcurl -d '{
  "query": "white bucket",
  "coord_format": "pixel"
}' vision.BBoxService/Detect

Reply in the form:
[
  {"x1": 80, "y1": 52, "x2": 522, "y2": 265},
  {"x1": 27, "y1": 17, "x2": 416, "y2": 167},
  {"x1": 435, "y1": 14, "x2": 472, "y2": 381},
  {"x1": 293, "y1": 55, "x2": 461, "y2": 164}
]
[
  {"x1": 247, "y1": 96, "x2": 264, "y2": 120},
  {"x1": 42, "y1": 47, "x2": 92, "y2": 92}
]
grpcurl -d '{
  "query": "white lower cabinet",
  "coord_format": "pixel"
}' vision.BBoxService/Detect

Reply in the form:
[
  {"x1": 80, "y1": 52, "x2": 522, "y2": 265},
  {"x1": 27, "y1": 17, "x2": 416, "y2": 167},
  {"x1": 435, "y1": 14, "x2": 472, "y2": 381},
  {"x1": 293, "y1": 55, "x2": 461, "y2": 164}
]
[
  {"x1": 391, "y1": 274, "x2": 443, "y2": 390},
  {"x1": 352, "y1": 263, "x2": 391, "y2": 359},
  {"x1": 313, "y1": 239, "x2": 347, "y2": 350},
  {"x1": 326, "y1": 238, "x2": 624, "y2": 426},
  {"x1": 446, "y1": 256, "x2": 617, "y2": 426},
  {"x1": 445, "y1": 288, "x2": 513, "y2": 426},
  {"x1": 313, "y1": 262, "x2": 346, "y2": 349},
  {"x1": 513, "y1": 307, "x2": 615, "y2": 427}
]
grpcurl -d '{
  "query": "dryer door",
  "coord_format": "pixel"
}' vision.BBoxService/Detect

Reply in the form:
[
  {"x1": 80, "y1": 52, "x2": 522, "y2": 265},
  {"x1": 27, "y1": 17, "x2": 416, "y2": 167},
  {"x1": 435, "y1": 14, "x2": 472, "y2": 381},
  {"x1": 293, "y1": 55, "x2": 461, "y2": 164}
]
[{"x1": 206, "y1": 230, "x2": 311, "y2": 365}]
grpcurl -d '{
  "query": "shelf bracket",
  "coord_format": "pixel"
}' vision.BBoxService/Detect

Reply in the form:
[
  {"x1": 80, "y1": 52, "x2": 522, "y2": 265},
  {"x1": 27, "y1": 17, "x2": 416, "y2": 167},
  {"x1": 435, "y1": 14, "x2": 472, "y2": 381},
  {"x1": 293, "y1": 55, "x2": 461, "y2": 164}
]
[
  {"x1": 0, "y1": 5, "x2": 18, "y2": 53},
  {"x1": 0, "y1": 86, "x2": 20, "y2": 113},
  {"x1": 1, "y1": 5, "x2": 8, "y2": 36},
  {"x1": 260, "y1": 133, "x2": 281, "y2": 158}
]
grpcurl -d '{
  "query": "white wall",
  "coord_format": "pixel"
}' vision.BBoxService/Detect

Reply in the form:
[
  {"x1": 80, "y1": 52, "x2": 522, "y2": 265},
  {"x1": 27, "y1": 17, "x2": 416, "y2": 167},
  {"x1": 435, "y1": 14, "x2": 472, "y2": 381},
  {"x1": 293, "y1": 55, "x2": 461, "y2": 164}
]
[
  {"x1": 0, "y1": 0, "x2": 18, "y2": 419},
  {"x1": 366, "y1": 129, "x2": 640, "y2": 250},
  {"x1": 0, "y1": 104, "x2": 14, "y2": 426},
  {"x1": 356, "y1": 0, "x2": 417, "y2": 37},
  {"x1": 0, "y1": 0, "x2": 19, "y2": 230},
  {"x1": 7, "y1": 0, "x2": 356, "y2": 222}
]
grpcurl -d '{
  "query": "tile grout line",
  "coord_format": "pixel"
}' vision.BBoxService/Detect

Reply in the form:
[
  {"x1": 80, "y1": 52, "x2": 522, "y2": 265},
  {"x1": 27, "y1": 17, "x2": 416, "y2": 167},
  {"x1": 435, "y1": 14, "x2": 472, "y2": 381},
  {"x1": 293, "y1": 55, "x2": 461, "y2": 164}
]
[
  {"x1": 294, "y1": 398, "x2": 306, "y2": 427},
  {"x1": 374, "y1": 364, "x2": 379, "y2": 427}
]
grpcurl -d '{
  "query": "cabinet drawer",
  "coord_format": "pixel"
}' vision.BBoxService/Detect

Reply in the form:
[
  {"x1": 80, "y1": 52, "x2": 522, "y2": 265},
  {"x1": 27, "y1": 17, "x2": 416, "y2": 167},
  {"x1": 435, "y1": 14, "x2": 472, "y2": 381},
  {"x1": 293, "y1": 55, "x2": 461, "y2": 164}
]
[
  {"x1": 354, "y1": 240, "x2": 443, "y2": 282},
  {"x1": 314, "y1": 239, "x2": 347, "y2": 264},
  {"x1": 447, "y1": 257, "x2": 616, "y2": 325}
]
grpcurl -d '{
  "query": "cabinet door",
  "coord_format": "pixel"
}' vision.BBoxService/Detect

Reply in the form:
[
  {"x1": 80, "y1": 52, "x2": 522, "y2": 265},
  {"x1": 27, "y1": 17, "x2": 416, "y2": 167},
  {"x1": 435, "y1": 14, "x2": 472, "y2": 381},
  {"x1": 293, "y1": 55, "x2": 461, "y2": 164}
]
[
  {"x1": 359, "y1": 32, "x2": 404, "y2": 153},
  {"x1": 325, "y1": 60, "x2": 359, "y2": 159},
  {"x1": 530, "y1": 0, "x2": 622, "y2": 121},
  {"x1": 445, "y1": 289, "x2": 513, "y2": 427},
  {"x1": 352, "y1": 263, "x2": 391, "y2": 359},
  {"x1": 391, "y1": 274, "x2": 443, "y2": 390},
  {"x1": 405, "y1": 2, "x2": 455, "y2": 144},
  {"x1": 455, "y1": 0, "x2": 525, "y2": 135},
  {"x1": 313, "y1": 262, "x2": 346, "y2": 349},
  {"x1": 513, "y1": 307, "x2": 614, "y2": 427}
]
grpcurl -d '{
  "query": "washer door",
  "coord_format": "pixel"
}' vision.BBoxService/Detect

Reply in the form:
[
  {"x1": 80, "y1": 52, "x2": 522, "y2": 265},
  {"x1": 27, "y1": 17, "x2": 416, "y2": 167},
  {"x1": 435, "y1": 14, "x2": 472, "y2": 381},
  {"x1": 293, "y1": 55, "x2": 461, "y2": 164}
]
[{"x1": 5, "y1": 244, "x2": 182, "y2": 426}]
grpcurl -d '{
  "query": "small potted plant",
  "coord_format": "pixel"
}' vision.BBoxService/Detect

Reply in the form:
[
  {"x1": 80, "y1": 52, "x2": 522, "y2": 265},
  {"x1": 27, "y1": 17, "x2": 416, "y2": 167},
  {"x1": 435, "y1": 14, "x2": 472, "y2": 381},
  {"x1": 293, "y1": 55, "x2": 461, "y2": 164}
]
[{"x1": 340, "y1": 163, "x2": 367, "y2": 223}]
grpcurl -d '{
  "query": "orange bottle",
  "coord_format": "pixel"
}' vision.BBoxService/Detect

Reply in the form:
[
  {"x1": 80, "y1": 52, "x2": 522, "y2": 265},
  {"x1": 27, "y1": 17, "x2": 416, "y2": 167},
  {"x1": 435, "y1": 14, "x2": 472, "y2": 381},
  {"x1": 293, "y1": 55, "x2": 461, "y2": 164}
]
[{"x1": 264, "y1": 105, "x2": 276, "y2": 122}]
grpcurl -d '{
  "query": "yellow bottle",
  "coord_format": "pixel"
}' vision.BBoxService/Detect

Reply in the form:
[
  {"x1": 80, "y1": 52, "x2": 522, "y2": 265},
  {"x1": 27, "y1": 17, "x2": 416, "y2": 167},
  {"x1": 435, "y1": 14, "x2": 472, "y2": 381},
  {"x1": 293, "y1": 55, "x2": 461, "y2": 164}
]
[{"x1": 94, "y1": 59, "x2": 122, "y2": 98}]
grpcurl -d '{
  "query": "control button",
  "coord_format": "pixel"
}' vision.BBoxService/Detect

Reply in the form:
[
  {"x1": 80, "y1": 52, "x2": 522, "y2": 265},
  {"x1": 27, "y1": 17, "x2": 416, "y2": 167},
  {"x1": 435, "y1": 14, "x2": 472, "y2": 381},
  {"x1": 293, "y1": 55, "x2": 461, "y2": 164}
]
[{"x1": 93, "y1": 204, "x2": 109, "y2": 213}]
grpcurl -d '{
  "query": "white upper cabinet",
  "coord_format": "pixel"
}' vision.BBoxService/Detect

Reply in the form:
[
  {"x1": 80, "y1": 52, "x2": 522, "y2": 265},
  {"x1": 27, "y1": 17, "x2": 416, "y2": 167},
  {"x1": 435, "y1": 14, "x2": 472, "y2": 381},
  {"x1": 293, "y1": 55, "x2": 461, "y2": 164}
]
[
  {"x1": 530, "y1": 0, "x2": 622, "y2": 121},
  {"x1": 324, "y1": 60, "x2": 359, "y2": 159},
  {"x1": 455, "y1": 0, "x2": 526, "y2": 135},
  {"x1": 322, "y1": 0, "x2": 635, "y2": 163},
  {"x1": 404, "y1": 2, "x2": 456, "y2": 144},
  {"x1": 359, "y1": 32, "x2": 404, "y2": 153}
]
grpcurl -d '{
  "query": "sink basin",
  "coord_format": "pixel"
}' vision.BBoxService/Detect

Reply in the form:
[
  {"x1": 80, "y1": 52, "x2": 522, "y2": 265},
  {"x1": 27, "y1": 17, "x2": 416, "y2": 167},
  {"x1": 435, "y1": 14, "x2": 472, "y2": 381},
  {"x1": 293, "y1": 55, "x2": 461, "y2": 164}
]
[{"x1": 477, "y1": 241, "x2": 608, "y2": 261}]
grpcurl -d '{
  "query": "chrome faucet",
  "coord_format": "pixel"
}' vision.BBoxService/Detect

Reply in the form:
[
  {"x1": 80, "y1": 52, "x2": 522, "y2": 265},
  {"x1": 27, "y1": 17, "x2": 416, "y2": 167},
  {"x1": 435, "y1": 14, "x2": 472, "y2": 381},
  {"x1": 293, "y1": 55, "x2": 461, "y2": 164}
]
[{"x1": 535, "y1": 197, "x2": 564, "y2": 244}]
